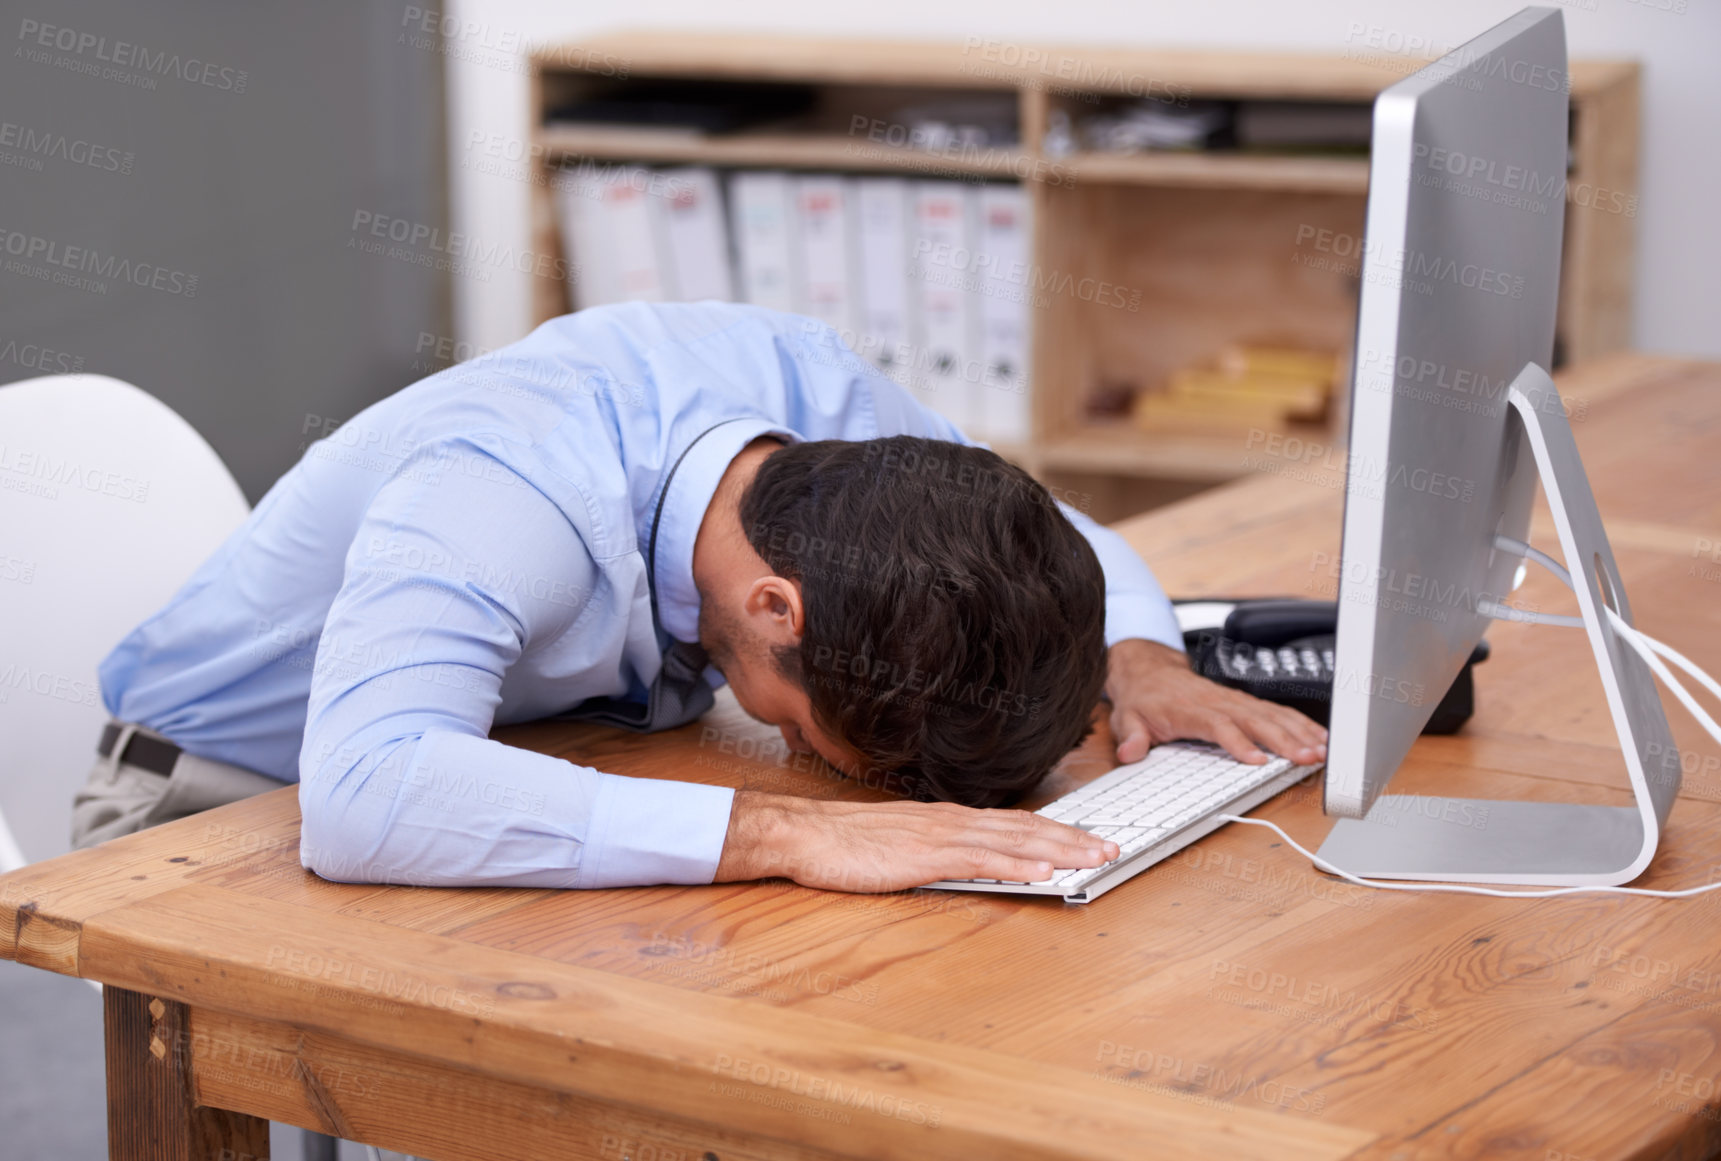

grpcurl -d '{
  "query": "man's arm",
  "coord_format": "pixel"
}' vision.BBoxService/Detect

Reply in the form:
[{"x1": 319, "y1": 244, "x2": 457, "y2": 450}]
[
  {"x1": 297, "y1": 449, "x2": 733, "y2": 888},
  {"x1": 712, "y1": 791, "x2": 1117, "y2": 892},
  {"x1": 1057, "y1": 502, "x2": 1184, "y2": 652},
  {"x1": 299, "y1": 441, "x2": 1118, "y2": 894}
]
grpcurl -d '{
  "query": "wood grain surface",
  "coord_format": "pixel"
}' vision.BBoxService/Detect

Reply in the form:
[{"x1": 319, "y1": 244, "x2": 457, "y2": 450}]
[{"x1": 4, "y1": 352, "x2": 1719, "y2": 1160}]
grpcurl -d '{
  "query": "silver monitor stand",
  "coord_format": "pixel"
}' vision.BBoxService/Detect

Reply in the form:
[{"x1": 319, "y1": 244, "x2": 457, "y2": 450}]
[{"x1": 1317, "y1": 364, "x2": 1679, "y2": 886}]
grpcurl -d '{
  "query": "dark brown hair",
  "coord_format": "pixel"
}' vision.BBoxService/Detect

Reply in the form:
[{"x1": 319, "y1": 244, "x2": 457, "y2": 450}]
[{"x1": 740, "y1": 436, "x2": 1107, "y2": 807}]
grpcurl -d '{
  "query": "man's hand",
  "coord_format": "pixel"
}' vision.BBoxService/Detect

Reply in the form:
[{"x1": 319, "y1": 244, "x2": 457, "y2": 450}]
[
  {"x1": 1105, "y1": 638, "x2": 1327, "y2": 767},
  {"x1": 713, "y1": 790, "x2": 1119, "y2": 892}
]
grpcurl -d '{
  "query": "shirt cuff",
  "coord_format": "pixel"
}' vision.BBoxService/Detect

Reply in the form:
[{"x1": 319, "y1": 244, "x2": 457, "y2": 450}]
[
  {"x1": 580, "y1": 774, "x2": 737, "y2": 888},
  {"x1": 1105, "y1": 600, "x2": 1186, "y2": 654}
]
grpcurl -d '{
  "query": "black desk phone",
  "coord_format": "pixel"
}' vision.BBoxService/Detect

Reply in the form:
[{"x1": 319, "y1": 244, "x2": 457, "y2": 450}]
[{"x1": 1175, "y1": 598, "x2": 1488, "y2": 736}]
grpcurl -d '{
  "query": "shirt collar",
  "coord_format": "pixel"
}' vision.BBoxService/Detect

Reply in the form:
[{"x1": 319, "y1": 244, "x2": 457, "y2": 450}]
[{"x1": 653, "y1": 418, "x2": 800, "y2": 644}]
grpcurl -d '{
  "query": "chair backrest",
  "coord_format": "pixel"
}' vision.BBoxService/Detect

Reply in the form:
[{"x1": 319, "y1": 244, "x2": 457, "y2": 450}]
[{"x1": 0, "y1": 375, "x2": 249, "y2": 869}]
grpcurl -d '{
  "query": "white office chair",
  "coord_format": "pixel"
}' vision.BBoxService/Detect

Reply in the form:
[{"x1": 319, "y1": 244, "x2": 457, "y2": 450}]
[
  {"x1": 0, "y1": 376, "x2": 403, "y2": 1161},
  {"x1": 0, "y1": 376, "x2": 407, "y2": 1161},
  {"x1": 0, "y1": 375, "x2": 249, "y2": 873}
]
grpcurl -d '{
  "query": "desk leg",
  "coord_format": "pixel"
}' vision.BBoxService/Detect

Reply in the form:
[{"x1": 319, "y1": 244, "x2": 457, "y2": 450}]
[{"x1": 104, "y1": 986, "x2": 272, "y2": 1161}]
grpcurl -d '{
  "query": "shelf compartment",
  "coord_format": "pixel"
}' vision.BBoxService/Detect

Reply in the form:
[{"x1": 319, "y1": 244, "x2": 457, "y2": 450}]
[{"x1": 1031, "y1": 182, "x2": 1366, "y2": 455}]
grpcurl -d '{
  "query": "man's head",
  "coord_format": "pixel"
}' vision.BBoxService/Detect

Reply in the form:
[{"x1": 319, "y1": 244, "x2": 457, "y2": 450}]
[{"x1": 702, "y1": 435, "x2": 1108, "y2": 808}]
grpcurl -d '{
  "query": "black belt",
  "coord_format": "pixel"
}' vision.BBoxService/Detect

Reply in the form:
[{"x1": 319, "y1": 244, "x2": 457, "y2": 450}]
[{"x1": 97, "y1": 723, "x2": 182, "y2": 776}]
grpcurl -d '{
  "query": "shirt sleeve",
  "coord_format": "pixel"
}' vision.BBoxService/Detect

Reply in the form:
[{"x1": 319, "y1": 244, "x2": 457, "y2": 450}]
[
  {"x1": 836, "y1": 340, "x2": 1184, "y2": 652},
  {"x1": 297, "y1": 444, "x2": 735, "y2": 888},
  {"x1": 1053, "y1": 504, "x2": 1185, "y2": 652}
]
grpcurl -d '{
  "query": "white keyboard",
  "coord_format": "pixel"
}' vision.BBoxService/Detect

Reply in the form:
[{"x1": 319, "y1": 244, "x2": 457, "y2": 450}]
[{"x1": 925, "y1": 742, "x2": 1320, "y2": 903}]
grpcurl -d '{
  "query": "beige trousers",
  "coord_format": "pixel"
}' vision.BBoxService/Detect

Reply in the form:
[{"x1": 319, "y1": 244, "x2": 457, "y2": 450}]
[{"x1": 70, "y1": 721, "x2": 288, "y2": 850}]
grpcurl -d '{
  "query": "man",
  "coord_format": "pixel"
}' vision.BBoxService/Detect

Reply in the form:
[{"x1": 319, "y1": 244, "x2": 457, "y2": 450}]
[{"x1": 75, "y1": 302, "x2": 1326, "y2": 892}]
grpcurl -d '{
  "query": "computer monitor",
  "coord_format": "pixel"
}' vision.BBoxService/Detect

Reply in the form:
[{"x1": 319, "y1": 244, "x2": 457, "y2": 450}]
[{"x1": 1319, "y1": 7, "x2": 1679, "y2": 885}]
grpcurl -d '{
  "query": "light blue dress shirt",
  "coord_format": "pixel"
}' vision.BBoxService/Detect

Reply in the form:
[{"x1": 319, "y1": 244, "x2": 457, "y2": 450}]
[{"x1": 100, "y1": 303, "x2": 1182, "y2": 889}]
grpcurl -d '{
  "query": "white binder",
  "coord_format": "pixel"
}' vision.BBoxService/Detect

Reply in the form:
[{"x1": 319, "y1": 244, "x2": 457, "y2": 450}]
[
  {"x1": 606, "y1": 168, "x2": 667, "y2": 303},
  {"x1": 555, "y1": 163, "x2": 616, "y2": 310},
  {"x1": 853, "y1": 178, "x2": 912, "y2": 384},
  {"x1": 908, "y1": 181, "x2": 978, "y2": 431},
  {"x1": 656, "y1": 167, "x2": 734, "y2": 302},
  {"x1": 975, "y1": 184, "x2": 1032, "y2": 443},
  {"x1": 728, "y1": 171, "x2": 797, "y2": 312},
  {"x1": 555, "y1": 163, "x2": 665, "y2": 308},
  {"x1": 792, "y1": 175, "x2": 856, "y2": 335}
]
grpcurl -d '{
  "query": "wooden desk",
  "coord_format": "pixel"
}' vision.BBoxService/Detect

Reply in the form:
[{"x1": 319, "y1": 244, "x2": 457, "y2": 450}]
[{"x1": 4, "y1": 352, "x2": 1719, "y2": 1161}]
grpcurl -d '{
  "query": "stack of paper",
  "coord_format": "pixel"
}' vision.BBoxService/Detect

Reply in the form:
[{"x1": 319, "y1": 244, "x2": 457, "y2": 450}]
[
  {"x1": 1075, "y1": 101, "x2": 1231, "y2": 153},
  {"x1": 1134, "y1": 346, "x2": 1338, "y2": 433}
]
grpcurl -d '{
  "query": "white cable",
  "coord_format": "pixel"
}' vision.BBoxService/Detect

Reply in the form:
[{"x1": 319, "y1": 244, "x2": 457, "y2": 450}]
[
  {"x1": 1500, "y1": 535, "x2": 1571, "y2": 586},
  {"x1": 1217, "y1": 535, "x2": 1721, "y2": 899},
  {"x1": 1487, "y1": 536, "x2": 1721, "y2": 747},
  {"x1": 1606, "y1": 612, "x2": 1721, "y2": 748},
  {"x1": 1484, "y1": 535, "x2": 1581, "y2": 624},
  {"x1": 1494, "y1": 534, "x2": 1721, "y2": 750},
  {"x1": 1213, "y1": 814, "x2": 1721, "y2": 898},
  {"x1": 1621, "y1": 618, "x2": 1721, "y2": 711},
  {"x1": 1477, "y1": 598, "x2": 1582, "y2": 628}
]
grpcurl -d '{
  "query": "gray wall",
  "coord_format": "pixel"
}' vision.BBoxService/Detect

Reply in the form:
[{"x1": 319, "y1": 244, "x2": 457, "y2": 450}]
[
  {"x1": 1, "y1": 7, "x2": 451, "y2": 1158},
  {"x1": 1, "y1": 0, "x2": 451, "y2": 502}
]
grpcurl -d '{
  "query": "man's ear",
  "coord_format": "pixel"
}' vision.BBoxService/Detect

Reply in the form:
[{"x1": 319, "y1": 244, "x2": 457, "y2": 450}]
[{"x1": 744, "y1": 575, "x2": 805, "y2": 644}]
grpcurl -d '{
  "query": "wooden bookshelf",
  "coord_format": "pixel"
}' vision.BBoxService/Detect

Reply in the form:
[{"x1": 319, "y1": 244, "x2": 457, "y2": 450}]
[
  {"x1": 526, "y1": 32, "x2": 1640, "y2": 518},
  {"x1": 534, "y1": 124, "x2": 1033, "y2": 179}
]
